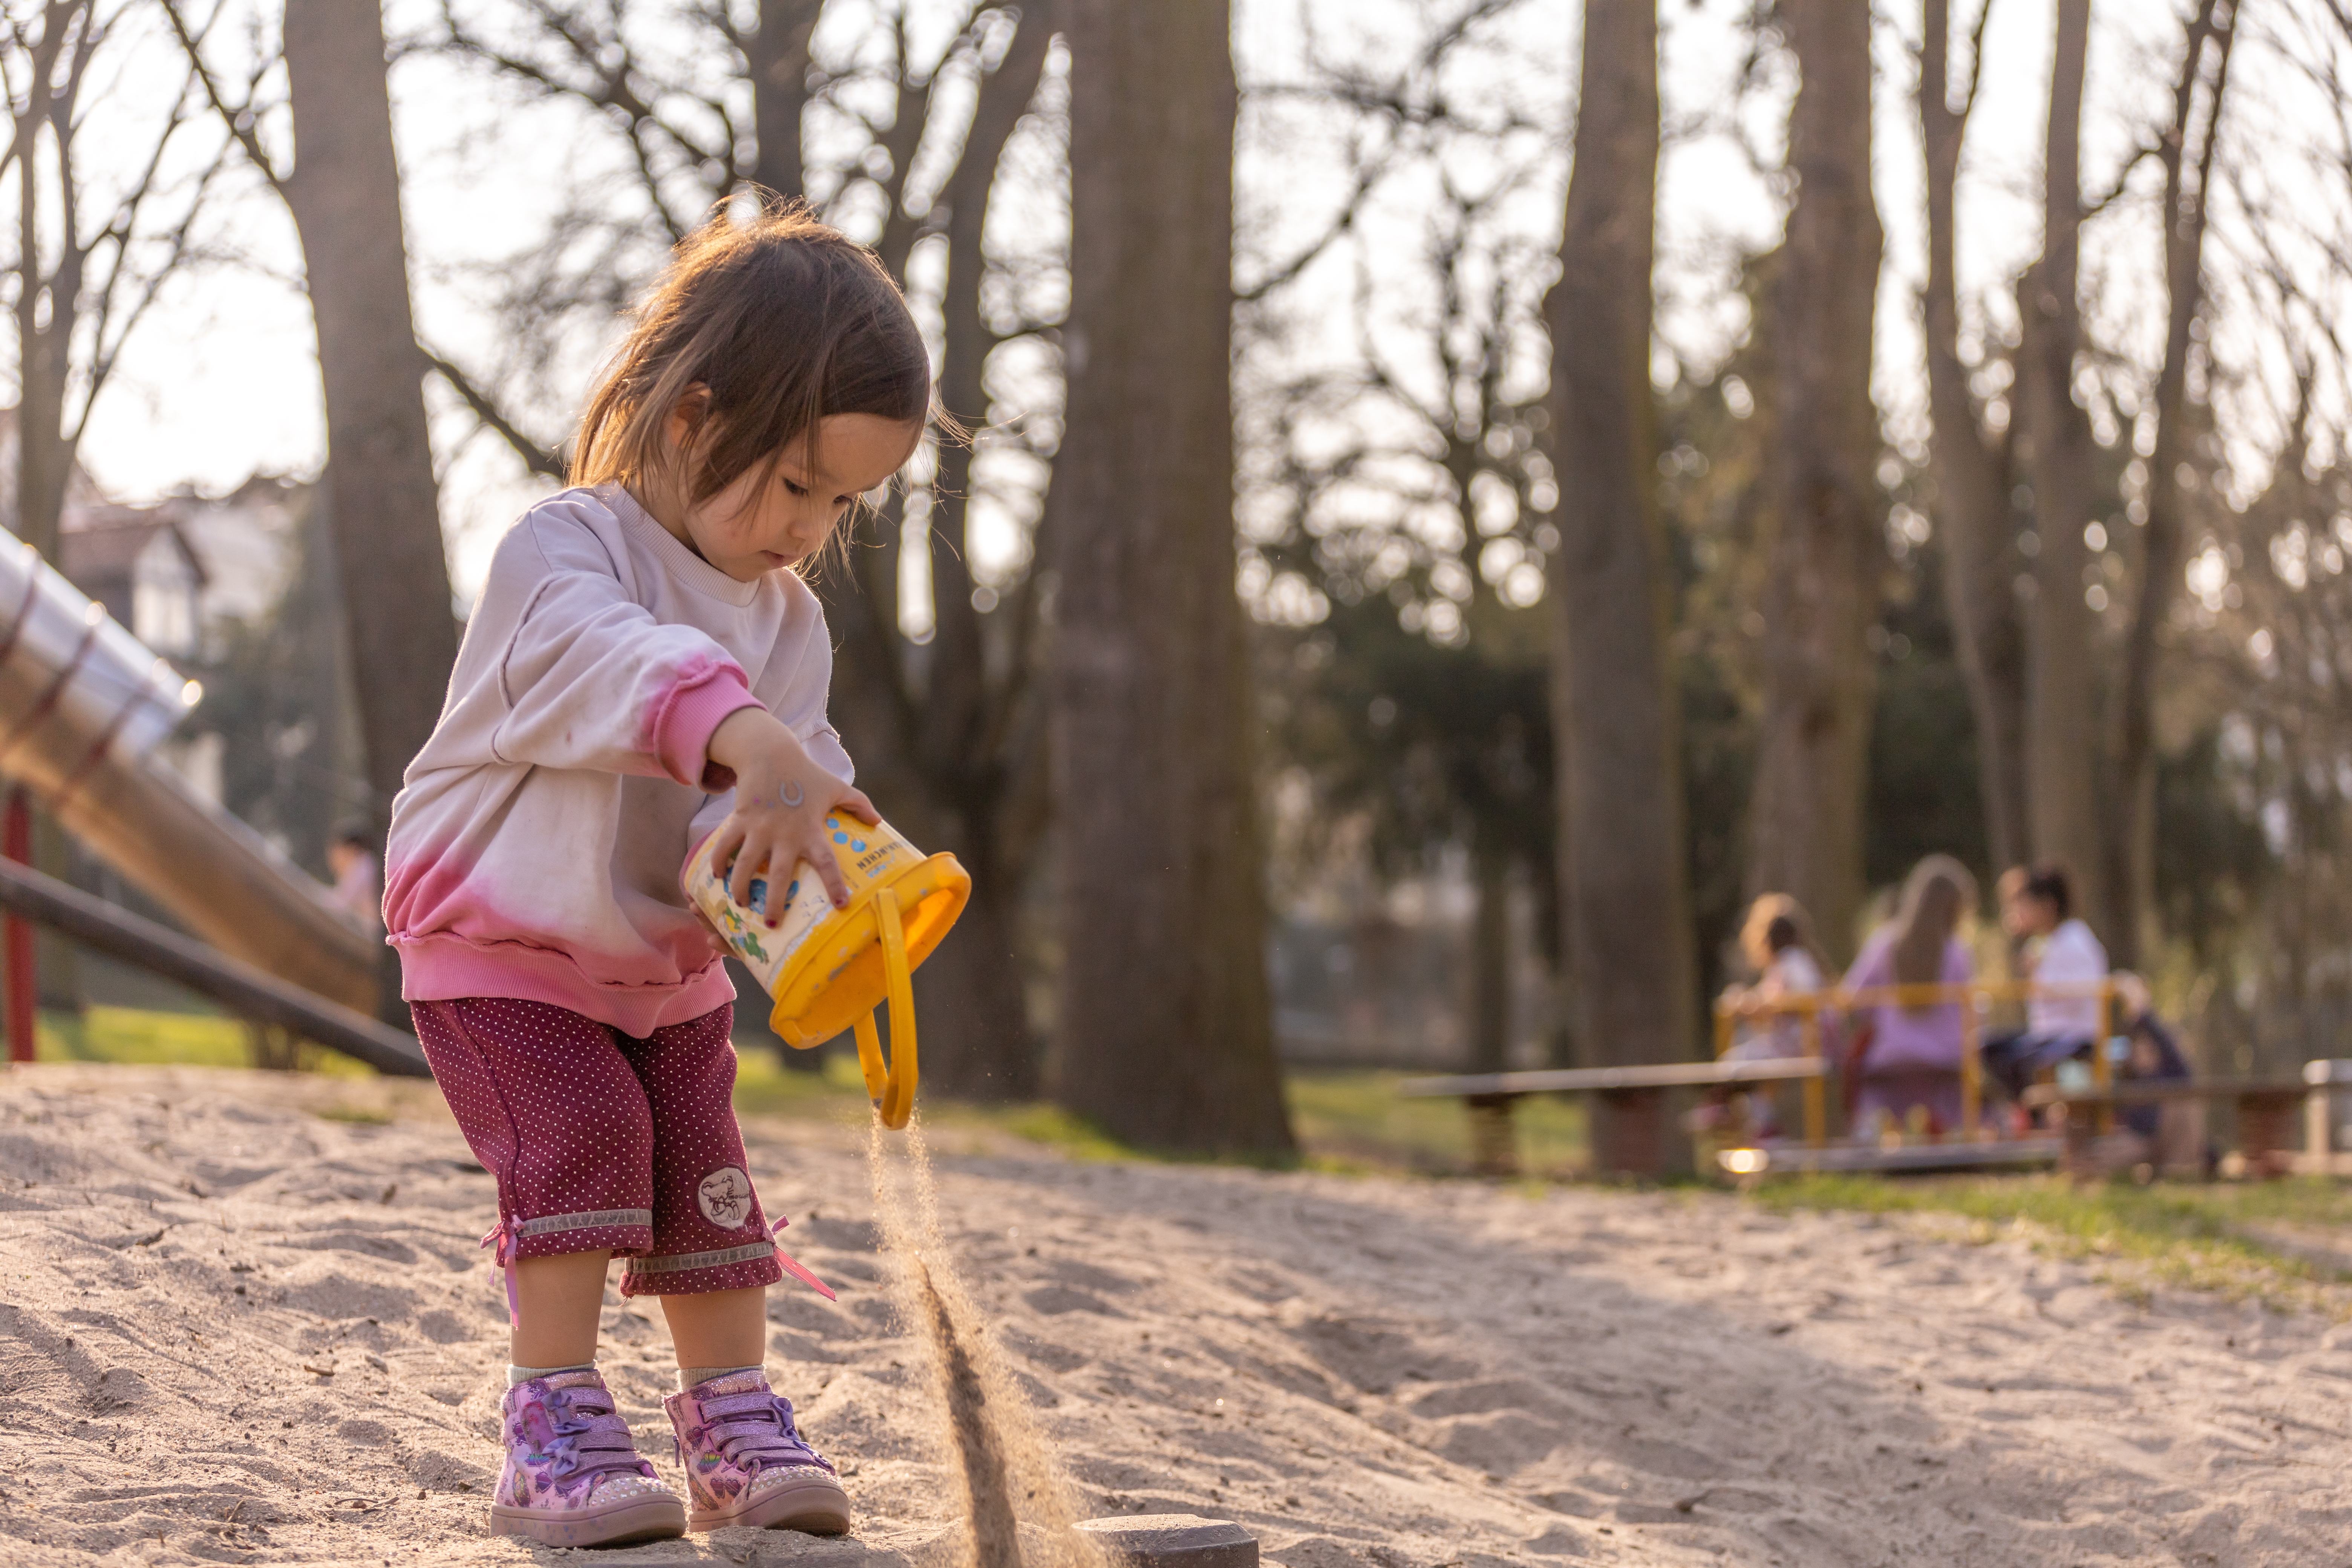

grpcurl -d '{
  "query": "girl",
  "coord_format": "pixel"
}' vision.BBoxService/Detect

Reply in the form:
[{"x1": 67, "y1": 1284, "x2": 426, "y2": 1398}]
[
  {"x1": 1720, "y1": 894, "x2": 1824, "y2": 1062},
  {"x1": 1840, "y1": 855, "x2": 1978, "y2": 1139},
  {"x1": 1703, "y1": 894, "x2": 1825, "y2": 1140},
  {"x1": 383, "y1": 205, "x2": 926, "y2": 1548}
]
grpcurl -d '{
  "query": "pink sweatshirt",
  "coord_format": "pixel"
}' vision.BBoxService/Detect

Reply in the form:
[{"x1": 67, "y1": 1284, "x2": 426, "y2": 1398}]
[{"x1": 384, "y1": 484, "x2": 853, "y2": 1036}]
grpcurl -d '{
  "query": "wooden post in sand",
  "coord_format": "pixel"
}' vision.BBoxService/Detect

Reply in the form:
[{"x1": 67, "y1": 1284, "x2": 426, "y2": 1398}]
[
  {"x1": 1801, "y1": 1006, "x2": 1827, "y2": 1145},
  {"x1": 3, "y1": 789, "x2": 29, "y2": 1063},
  {"x1": 1960, "y1": 987, "x2": 1982, "y2": 1138}
]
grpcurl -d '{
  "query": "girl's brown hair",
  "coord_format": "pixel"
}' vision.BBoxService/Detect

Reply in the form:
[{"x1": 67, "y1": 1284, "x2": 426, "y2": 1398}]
[
  {"x1": 570, "y1": 198, "x2": 931, "y2": 508},
  {"x1": 1888, "y1": 854, "x2": 1977, "y2": 994},
  {"x1": 1738, "y1": 893, "x2": 1815, "y2": 974}
]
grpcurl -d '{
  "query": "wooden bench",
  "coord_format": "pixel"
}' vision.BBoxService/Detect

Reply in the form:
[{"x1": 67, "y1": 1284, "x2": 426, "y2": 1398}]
[
  {"x1": 2020, "y1": 1078, "x2": 2309, "y2": 1180},
  {"x1": 1398, "y1": 1059, "x2": 1827, "y2": 1177}
]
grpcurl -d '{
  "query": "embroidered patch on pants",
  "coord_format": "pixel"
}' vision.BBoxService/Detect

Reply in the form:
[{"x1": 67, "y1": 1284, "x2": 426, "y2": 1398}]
[{"x1": 697, "y1": 1166, "x2": 755, "y2": 1229}]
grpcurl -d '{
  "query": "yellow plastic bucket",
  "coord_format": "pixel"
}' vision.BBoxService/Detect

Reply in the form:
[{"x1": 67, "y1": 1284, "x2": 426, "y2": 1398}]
[{"x1": 684, "y1": 814, "x2": 968, "y2": 1129}]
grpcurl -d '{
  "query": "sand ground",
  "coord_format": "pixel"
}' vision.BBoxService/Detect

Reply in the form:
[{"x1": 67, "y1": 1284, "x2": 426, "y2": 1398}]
[{"x1": 3, "y1": 1063, "x2": 2350, "y2": 1566}]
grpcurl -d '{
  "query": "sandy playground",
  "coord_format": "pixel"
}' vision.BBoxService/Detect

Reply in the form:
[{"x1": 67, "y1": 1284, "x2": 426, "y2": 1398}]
[{"x1": 2, "y1": 1063, "x2": 2350, "y2": 1566}]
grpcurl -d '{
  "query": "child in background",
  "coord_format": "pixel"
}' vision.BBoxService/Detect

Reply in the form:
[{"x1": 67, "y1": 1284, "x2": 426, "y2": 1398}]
[
  {"x1": 325, "y1": 821, "x2": 381, "y2": 937},
  {"x1": 1697, "y1": 895, "x2": 1825, "y2": 1140},
  {"x1": 1983, "y1": 863, "x2": 2110, "y2": 1102},
  {"x1": 382, "y1": 205, "x2": 926, "y2": 1547},
  {"x1": 1841, "y1": 856, "x2": 1977, "y2": 1138},
  {"x1": 1721, "y1": 894, "x2": 1825, "y2": 1060}
]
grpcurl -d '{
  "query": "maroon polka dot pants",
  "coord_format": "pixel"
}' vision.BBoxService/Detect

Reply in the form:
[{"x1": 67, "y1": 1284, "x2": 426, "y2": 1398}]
[{"x1": 413, "y1": 996, "x2": 784, "y2": 1297}]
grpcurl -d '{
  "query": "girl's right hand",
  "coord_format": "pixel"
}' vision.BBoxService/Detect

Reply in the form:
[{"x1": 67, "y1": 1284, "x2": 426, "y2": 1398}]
[{"x1": 704, "y1": 707, "x2": 878, "y2": 920}]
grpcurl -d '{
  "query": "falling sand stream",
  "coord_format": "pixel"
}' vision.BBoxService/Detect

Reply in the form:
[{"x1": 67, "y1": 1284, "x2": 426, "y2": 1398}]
[{"x1": 865, "y1": 1116, "x2": 1110, "y2": 1568}]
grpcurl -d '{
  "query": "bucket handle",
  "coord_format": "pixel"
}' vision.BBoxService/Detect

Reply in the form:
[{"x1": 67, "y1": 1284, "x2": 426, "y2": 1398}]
[{"x1": 851, "y1": 885, "x2": 919, "y2": 1130}]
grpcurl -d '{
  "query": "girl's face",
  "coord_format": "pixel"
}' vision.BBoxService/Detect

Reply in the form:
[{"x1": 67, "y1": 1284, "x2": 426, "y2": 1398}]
[{"x1": 661, "y1": 410, "x2": 922, "y2": 582}]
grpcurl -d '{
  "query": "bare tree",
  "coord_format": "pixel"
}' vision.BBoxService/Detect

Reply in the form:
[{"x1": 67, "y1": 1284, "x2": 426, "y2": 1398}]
[
  {"x1": 1748, "y1": 0, "x2": 1885, "y2": 959},
  {"x1": 2112, "y1": 0, "x2": 2236, "y2": 965},
  {"x1": 1047, "y1": 0, "x2": 1292, "y2": 1155},
  {"x1": 1258, "y1": 203, "x2": 1556, "y2": 1077},
  {"x1": 2, "y1": 0, "x2": 220, "y2": 1008},
  {"x1": 167, "y1": 0, "x2": 458, "y2": 822},
  {"x1": 2016, "y1": 0, "x2": 2111, "y2": 932},
  {"x1": 421, "y1": 2, "x2": 1063, "y2": 1096},
  {"x1": 1919, "y1": 0, "x2": 2029, "y2": 876},
  {"x1": 1549, "y1": 0, "x2": 1694, "y2": 1172},
  {"x1": 3, "y1": 2, "x2": 214, "y2": 558},
  {"x1": 1239, "y1": 1, "x2": 1559, "y2": 1089},
  {"x1": 805, "y1": 9, "x2": 1057, "y2": 1099},
  {"x1": 750, "y1": 0, "x2": 826, "y2": 201}
]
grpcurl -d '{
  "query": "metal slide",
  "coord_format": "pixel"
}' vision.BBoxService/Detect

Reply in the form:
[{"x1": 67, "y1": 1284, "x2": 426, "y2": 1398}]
[{"x1": 0, "y1": 534, "x2": 381, "y2": 1017}]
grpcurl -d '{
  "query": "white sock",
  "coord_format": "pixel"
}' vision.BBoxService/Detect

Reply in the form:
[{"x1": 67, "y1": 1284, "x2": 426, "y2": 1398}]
[
  {"x1": 678, "y1": 1364, "x2": 762, "y2": 1391},
  {"x1": 508, "y1": 1361, "x2": 594, "y2": 1386}
]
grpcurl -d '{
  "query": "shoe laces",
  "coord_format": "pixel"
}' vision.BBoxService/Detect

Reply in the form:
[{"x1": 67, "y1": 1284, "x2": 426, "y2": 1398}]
[{"x1": 689, "y1": 1384, "x2": 835, "y2": 1476}]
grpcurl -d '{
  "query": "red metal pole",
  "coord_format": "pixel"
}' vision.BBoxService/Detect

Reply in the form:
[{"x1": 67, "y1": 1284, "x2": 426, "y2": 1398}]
[{"x1": 5, "y1": 789, "x2": 34, "y2": 1063}]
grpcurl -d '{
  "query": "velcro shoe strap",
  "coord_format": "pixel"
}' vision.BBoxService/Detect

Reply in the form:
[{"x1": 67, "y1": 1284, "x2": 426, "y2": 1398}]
[{"x1": 701, "y1": 1391, "x2": 788, "y2": 1421}]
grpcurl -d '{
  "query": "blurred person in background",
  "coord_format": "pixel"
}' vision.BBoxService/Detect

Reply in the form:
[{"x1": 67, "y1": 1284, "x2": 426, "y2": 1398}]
[
  {"x1": 1693, "y1": 894, "x2": 1825, "y2": 1139},
  {"x1": 327, "y1": 821, "x2": 381, "y2": 937},
  {"x1": 1983, "y1": 863, "x2": 2109, "y2": 1103},
  {"x1": 1840, "y1": 856, "x2": 1977, "y2": 1139}
]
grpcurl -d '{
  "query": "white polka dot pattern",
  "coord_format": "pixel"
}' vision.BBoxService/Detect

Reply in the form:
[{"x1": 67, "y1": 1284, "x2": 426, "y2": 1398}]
[{"x1": 413, "y1": 997, "x2": 785, "y2": 1298}]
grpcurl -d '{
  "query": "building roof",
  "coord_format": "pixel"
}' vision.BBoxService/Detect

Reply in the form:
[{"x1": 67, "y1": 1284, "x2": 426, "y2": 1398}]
[{"x1": 58, "y1": 508, "x2": 208, "y2": 594}]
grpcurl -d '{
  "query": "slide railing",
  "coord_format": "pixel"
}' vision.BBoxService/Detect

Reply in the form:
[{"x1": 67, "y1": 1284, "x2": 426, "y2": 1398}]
[{"x1": 0, "y1": 534, "x2": 383, "y2": 1044}]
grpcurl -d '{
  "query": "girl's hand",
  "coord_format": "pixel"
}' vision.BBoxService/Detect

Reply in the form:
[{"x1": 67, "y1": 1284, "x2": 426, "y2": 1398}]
[{"x1": 704, "y1": 707, "x2": 878, "y2": 921}]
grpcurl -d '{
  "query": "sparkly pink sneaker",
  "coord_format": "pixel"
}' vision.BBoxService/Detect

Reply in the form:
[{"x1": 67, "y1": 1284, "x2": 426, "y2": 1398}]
[
  {"x1": 489, "y1": 1369, "x2": 686, "y2": 1547},
  {"x1": 664, "y1": 1369, "x2": 851, "y2": 1534}
]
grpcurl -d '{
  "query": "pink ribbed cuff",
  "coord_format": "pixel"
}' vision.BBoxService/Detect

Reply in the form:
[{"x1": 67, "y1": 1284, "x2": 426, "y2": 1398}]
[
  {"x1": 394, "y1": 932, "x2": 739, "y2": 1038},
  {"x1": 647, "y1": 663, "x2": 765, "y2": 789}
]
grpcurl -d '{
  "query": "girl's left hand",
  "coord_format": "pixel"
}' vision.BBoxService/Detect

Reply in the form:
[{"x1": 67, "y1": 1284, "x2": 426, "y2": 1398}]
[{"x1": 704, "y1": 707, "x2": 878, "y2": 922}]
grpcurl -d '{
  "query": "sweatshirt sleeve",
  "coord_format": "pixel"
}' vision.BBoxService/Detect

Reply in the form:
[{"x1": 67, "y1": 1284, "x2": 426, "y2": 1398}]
[
  {"x1": 682, "y1": 591, "x2": 856, "y2": 854},
  {"x1": 488, "y1": 512, "x2": 767, "y2": 785}
]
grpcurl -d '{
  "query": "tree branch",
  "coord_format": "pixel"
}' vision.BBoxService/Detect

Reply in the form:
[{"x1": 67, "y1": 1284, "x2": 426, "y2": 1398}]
[{"x1": 421, "y1": 347, "x2": 567, "y2": 479}]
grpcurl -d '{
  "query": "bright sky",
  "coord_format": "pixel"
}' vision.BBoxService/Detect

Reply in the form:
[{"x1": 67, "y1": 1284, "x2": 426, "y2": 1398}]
[{"x1": 42, "y1": 1, "x2": 2344, "y2": 603}]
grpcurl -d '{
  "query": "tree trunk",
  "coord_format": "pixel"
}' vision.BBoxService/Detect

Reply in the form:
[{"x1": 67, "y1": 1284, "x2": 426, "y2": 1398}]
[
  {"x1": 2017, "y1": 0, "x2": 2110, "y2": 936},
  {"x1": 749, "y1": 0, "x2": 824, "y2": 202},
  {"x1": 803, "y1": 13, "x2": 1051, "y2": 1100},
  {"x1": 281, "y1": 1, "x2": 458, "y2": 819},
  {"x1": 1748, "y1": 0, "x2": 1884, "y2": 962},
  {"x1": 2112, "y1": 0, "x2": 2233, "y2": 968},
  {"x1": 9, "y1": 9, "x2": 89, "y2": 1014},
  {"x1": 901, "y1": 12, "x2": 1053, "y2": 1099},
  {"x1": 1046, "y1": 0, "x2": 1292, "y2": 1156},
  {"x1": 1467, "y1": 834, "x2": 1511, "y2": 1075},
  {"x1": 1919, "y1": 0, "x2": 2029, "y2": 878},
  {"x1": 1547, "y1": 0, "x2": 1695, "y2": 1173},
  {"x1": 8, "y1": 3, "x2": 78, "y2": 562}
]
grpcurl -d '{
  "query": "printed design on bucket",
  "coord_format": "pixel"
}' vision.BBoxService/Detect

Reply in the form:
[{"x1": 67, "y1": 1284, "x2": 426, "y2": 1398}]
[
  {"x1": 684, "y1": 837, "x2": 834, "y2": 992},
  {"x1": 696, "y1": 1165, "x2": 755, "y2": 1229},
  {"x1": 498, "y1": 1370, "x2": 671, "y2": 1511}
]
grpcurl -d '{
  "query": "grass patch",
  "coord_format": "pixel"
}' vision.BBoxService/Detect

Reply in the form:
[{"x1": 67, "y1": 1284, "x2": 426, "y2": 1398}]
[
  {"x1": 33, "y1": 1006, "x2": 372, "y2": 1077},
  {"x1": 974, "y1": 1103, "x2": 1136, "y2": 1161},
  {"x1": 727, "y1": 1041, "x2": 875, "y2": 1120},
  {"x1": 729, "y1": 1051, "x2": 1570, "y2": 1173},
  {"x1": 730, "y1": 1042, "x2": 1187, "y2": 1161},
  {"x1": 1756, "y1": 1172, "x2": 2352, "y2": 1311},
  {"x1": 36, "y1": 1019, "x2": 1587, "y2": 1179},
  {"x1": 1285, "y1": 1069, "x2": 1588, "y2": 1177}
]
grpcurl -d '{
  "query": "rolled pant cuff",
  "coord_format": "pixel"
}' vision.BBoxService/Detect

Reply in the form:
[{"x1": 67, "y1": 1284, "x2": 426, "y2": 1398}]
[
  {"x1": 618, "y1": 1240, "x2": 784, "y2": 1297},
  {"x1": 508, "y1": 1208, "x2": 655, "y2": 1262}
]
